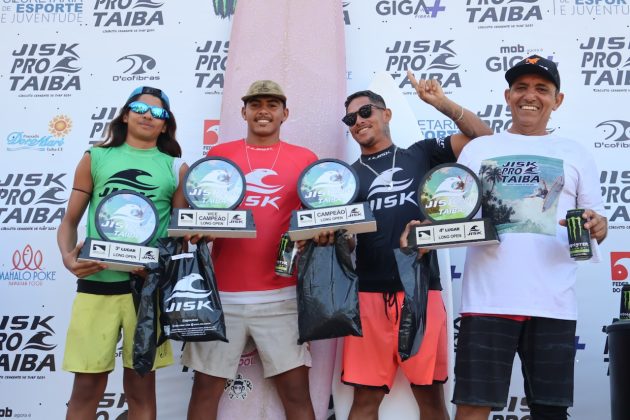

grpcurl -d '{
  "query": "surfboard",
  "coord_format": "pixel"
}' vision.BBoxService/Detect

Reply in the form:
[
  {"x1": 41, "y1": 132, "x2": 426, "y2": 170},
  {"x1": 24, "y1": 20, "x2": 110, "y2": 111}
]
[
  {"x1": 214, "y1": 0, "x2": 347, "y2": 418},
  {"x1": 542, "y1": 175, "x2": 564, "y2": 212}
]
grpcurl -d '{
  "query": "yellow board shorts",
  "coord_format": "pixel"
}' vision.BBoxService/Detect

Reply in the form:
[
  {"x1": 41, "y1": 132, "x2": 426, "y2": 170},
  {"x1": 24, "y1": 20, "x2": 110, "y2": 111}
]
[{"x1": 63, "y1": 292, "x2": 173, "y2": 373}]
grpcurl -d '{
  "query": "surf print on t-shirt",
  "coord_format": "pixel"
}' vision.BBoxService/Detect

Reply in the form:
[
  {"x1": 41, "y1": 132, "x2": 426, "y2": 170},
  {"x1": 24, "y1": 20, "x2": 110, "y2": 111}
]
[{"x1": 479, "y1": 154, "x2": 564, "y2": 236}]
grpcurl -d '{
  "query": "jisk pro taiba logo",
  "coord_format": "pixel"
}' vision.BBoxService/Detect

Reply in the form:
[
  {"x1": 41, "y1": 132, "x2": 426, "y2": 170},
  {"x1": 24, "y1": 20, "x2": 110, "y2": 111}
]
[
  {"x1": 466, "y1": 0, "x2": 542, "y2": 24},
  {"x1": 580, "y1": 36, "x2": 630, "y2": 90},
  {"x1": 9, "y1": 43, "x2": 81, "y2": 95},
  {"x1": 93, "y1": 0, "x2": 164, "y2": 28},
  {"x1": 385, "y1": 39, "x2": 461, "y2": 90},
  {"x1": 0, "y1": 172, "x2": 67, "y2": 227},
  {"x1": 0, "y1": 315, "x2": 57, "y2": 374}
]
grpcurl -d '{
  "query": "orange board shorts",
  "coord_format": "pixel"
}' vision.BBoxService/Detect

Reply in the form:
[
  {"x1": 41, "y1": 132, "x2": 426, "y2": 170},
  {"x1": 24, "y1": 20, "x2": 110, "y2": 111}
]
[{"x1": 342, "y1": 290, "x2": 447, "y2": 391}]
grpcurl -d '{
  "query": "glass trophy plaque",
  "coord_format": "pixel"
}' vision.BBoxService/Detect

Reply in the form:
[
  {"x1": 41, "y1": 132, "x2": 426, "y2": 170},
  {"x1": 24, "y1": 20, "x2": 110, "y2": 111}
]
[
  {"x1": 288, "y1": 159, "x2": 376, "y2": 241},
  {"x1": 168, "y1": 156, "x2": 256, "y2": 238},
  {"x1": 78, "y1": 190, "x2": 160, "y2": 272},
  {"x1": 407, "y1": 163, "x2": 498, "y2": 249}
]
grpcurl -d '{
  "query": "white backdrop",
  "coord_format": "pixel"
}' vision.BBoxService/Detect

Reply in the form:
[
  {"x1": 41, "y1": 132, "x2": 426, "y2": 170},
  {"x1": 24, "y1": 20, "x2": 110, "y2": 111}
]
[{"x1": 1, "y1": 1, "x2": 629, "y2": 419}]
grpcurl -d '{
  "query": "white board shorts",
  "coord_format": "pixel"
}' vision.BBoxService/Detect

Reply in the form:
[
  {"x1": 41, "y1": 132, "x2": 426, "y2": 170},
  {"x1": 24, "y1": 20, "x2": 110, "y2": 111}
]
[{"x1": 182, "y1": 298, "x2": 312, "y2": 379}]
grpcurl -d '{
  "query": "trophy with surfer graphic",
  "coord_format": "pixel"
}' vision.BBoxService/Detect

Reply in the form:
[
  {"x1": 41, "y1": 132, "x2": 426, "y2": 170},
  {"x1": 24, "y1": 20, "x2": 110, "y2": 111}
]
[
  {"x1": 406, "y1": 163, "x2": 499, "y2": 249},
  {"x1": 78, "y1": 190, "x2": 161, "y2": 272},
  {"x1": 288, "y1": 158, "x2": 376, "y2": 240},
  {"x1": 168, "y1": 156, "x2": 256, "y2": 238}
]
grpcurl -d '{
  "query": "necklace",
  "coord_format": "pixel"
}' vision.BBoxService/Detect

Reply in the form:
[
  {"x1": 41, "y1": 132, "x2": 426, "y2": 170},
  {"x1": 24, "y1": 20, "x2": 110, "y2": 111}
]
[
  {"x1": 244, "y1": 139, "x2": 282, "y2": 172},
  {"x1": 358, "y1": 146, "x2": 398, "y2": 189}
]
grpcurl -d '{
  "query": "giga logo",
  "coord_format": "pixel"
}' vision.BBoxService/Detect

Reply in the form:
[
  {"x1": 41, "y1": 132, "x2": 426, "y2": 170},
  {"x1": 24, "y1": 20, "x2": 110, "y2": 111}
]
[
  {"x1": 93, "y1": 0, "x2": 164, "y2": 29},
  {"x1": 485, "y1": 44, "x2": 529, "y2": 73},
  {"x1": 385, "y1": 40, "x2": 461, "y2": 90},
  {"x1": 595, "y1": 120, "x2": 630, "y2": 148},
  {"x1": 195, "y1": 41, "x2": 229, "y2": 94},
  {"x1": 0, "y1": 315, "x2": 57, "y2": 375},
  {"x1": 9, "y1": 43, "x2": 81, "y2": 96},
  {"x1": 113, "y1": 53, "x2": 160, "y2": 82},
  {"x1": 0, "y1": 172, "x2": 67, "y2": 227},
  {"x1": 579, "y1": 36, "x2": 630, "y2": 91},
  {"x1": 375, "y1": 0, "x2": 446, "y2": 18},
  {"x1": 466, "y1": 0, "x2": 542, "y2": 24}
]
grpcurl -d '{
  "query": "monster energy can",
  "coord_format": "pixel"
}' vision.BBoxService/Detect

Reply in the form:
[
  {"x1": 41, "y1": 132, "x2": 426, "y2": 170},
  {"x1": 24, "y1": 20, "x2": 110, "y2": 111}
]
[
  {"x1": 565, "y1": 209, "x2": 592, "y2": 260},
  {"x1": 620, "y1": 285, "x2": 630, "y2": 320},
  {"x1": 275, "y1": 232, "x2": 298, "y2": 277}
]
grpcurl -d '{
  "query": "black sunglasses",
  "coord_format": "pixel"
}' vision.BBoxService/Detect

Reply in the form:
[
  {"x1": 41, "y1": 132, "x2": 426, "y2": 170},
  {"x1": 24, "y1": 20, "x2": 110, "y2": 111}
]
[{"x1": 341, "y1": 104, "x2": 385, "y2": 127}]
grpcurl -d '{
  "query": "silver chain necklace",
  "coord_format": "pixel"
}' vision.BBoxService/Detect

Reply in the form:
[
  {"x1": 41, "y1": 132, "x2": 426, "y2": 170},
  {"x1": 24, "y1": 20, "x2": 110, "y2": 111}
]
[
  {"x1": 244, "y1": 139, "x2": 282, "y2": 172},
  {"x1": 358, "y1": 146, "x2": 398, "y2": 189}
]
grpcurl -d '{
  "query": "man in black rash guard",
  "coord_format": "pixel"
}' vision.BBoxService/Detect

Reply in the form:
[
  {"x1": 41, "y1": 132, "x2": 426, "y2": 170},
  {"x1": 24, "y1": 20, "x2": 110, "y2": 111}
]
[{"x1": 340, "y1": 71, "x2": 492, "y2": 420}]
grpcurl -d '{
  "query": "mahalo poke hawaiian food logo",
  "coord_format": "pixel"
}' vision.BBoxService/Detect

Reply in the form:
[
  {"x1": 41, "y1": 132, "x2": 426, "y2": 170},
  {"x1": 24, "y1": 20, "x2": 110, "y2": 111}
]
[
  {"x1": 0, "y1": 245, "x2": 57, "y2": 286},
  {"x1": 195, "y1": 41, "x2": 229, "y2": 94},
  {"x1": 93, "y1": 0, "x2": 165, "y2": 30},
  {"x1": 9, "y1": 43, "x2": 81, "y2": 97},
  {"x1": 385, "y1": 39, "x2": 461, "y2": 91},
  {"x1": 0, "y1": 315, "x2": 57, "y2": 377},
  {"x1": 580, "y1": 36, "x2": 630, "y2": 92},
  {"x1": 0, "y1": 172, "x2": 67, "y2": 229}
]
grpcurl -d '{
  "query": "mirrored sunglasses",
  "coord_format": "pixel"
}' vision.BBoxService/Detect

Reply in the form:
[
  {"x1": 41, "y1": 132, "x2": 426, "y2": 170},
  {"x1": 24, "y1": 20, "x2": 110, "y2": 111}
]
[
  {"x1": 128, "y1": 101, "x2": 170, "y2": 120},
  {"x1": 341, "y1": 104, "x2": 385, "y2": 127}
]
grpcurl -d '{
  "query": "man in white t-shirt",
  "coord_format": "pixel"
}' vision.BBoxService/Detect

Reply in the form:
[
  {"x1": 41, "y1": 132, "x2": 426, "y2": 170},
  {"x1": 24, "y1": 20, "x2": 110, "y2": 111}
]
[
  {"x1": 454, "y1": 55, "x2": 607, "y2": 420},
  {"x1": 404, "y1": 55, "x2": 608, "y2": 420}
]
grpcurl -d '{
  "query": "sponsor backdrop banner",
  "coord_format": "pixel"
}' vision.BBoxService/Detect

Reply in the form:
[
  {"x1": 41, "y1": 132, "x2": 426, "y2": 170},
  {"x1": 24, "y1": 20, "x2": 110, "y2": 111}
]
[{"x1": 0, "y1": 1, "x2": 627, "y2": 419}]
